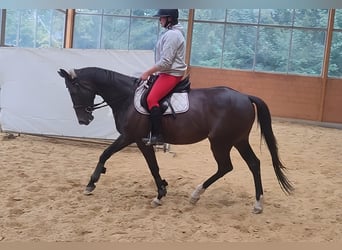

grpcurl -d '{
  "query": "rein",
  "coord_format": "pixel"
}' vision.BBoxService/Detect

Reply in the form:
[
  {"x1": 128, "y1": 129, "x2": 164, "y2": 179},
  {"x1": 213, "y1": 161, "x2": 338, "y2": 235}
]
[
  {"x1": 86, "y1": 101, "x2": 108, "y2": 112},
  {"x1": 73, "y1": 101, "x2": 108, "y2": 113}
]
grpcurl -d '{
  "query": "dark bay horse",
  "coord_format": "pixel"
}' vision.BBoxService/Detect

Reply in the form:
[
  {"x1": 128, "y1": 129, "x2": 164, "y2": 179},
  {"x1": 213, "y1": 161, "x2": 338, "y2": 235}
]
[{"x1": 58, "y1": 67, "x2": 293, "y2": 213}]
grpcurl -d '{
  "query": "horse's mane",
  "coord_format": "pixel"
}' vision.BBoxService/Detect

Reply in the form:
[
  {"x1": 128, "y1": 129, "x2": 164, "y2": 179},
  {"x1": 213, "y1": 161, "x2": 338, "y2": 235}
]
[{"x1": 74, "y1": 67, "x2": 137, "y2": 87}]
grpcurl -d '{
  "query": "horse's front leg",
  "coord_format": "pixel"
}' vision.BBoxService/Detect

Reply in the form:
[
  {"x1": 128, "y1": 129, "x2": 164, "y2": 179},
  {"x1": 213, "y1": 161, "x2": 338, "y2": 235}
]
[
  {"x1": 136, "y1": 141, "x2": 168, "y2": 207},
  {"x1": 84, "y1": 135, "x2": 130, "y2": 195},
  {"x1": 84, "y1": 162, "x2": 106, "y2": 195}
]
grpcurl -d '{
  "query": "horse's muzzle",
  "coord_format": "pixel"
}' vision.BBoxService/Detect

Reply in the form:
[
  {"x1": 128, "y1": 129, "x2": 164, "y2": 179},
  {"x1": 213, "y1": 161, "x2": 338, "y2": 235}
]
[{"x1": 78, "y1": 113, "x2": 94, "y2": 125}]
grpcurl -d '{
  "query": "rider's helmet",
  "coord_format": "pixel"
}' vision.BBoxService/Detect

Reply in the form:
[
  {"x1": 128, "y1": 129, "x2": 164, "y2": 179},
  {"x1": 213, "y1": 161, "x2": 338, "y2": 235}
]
[{"x1": 154, "y1": 9, "x2": 179, "y2": 27}]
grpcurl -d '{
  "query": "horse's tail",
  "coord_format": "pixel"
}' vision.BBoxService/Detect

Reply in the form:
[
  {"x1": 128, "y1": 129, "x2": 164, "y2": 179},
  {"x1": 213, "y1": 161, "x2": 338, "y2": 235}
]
[{"x1": 248, "y1": 95, "x2": 294, "y2": 195}]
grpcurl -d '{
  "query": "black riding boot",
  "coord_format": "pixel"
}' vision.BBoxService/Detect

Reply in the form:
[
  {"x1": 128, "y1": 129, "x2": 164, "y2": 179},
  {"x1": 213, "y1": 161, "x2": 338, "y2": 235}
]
[{"x1": 143, "y1": 106, "x2": 164, "y2": 146}]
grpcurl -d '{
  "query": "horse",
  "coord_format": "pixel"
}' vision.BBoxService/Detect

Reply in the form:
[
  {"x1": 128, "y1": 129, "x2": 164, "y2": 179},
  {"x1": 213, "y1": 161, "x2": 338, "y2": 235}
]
[{"x1": 57, "y1": 66, "x2": 293, "y2": 213}]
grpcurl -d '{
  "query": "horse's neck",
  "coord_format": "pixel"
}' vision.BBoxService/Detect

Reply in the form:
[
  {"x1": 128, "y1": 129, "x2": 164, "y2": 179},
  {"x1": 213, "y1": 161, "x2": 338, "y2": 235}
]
[{"x1": 93, "y1": 71, "x2": 136, "y2": 109}]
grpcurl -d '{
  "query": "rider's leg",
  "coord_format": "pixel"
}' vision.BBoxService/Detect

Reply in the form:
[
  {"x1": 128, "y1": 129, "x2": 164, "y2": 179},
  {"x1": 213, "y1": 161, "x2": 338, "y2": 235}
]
[{"x1": 143, "y1": 74, "x2": 182, "y2": 146}]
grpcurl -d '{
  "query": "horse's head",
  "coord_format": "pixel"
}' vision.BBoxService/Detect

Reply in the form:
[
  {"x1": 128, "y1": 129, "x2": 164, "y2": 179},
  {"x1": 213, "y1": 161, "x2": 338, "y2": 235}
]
[{"x1": 58, "y1": 68, "x2": 96, "y2": 125}]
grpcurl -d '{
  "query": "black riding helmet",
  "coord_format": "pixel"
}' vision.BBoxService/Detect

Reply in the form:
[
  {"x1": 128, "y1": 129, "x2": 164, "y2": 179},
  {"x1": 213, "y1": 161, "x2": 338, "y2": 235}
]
[{"x1": 154, "y1": 9, "x2": 179, "y2": 27}]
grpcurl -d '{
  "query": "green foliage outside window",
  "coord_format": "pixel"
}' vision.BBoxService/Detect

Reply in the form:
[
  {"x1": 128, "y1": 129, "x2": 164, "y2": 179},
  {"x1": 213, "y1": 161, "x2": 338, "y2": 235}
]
[
  {"x1": 191, "y1": 9, "x2": 330, "y2": 76},
  {"x1": 223, "y1": 25, "x2": 257, "y2": 70},
  {"x1": 4, "y1": 9, "x2": 65, "y2": 48},
  {"x1": 73, "y1": 9, "x2": 187, "y2": 51}
]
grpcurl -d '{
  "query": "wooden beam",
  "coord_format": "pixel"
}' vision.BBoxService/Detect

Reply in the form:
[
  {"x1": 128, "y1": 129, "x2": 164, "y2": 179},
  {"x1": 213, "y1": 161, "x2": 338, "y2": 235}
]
[
  {"x1": 185, "y1": 9, "x2": 194, "y2": 74},
  {"x1": 319, "y1": 9, "x2": 335, "y2": 121},
  {"x1": 0, "y1": 9, "x2": 6, "y2": 46},
  {"x1": 64, "y1": 9, "x2": 75, "y2": 48}
]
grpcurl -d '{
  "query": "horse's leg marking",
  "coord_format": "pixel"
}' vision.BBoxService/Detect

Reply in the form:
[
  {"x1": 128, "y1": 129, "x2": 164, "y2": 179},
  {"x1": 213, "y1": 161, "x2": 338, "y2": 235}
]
[{"x1": 190, "y1": 183, "x2": 206, "y2": 204}]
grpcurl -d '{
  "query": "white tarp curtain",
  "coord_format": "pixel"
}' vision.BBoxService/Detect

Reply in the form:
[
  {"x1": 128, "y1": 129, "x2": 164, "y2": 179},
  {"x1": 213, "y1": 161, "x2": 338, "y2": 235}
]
[{"x1": 0, "y1": 48, "x2": 154, "y2": 139}]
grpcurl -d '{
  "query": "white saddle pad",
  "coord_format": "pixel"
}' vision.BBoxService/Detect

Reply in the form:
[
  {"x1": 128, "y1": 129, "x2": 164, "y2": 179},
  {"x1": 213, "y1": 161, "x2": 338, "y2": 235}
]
[{"x1": 133, "y1": 83, "x2": 189, "y2": 115}]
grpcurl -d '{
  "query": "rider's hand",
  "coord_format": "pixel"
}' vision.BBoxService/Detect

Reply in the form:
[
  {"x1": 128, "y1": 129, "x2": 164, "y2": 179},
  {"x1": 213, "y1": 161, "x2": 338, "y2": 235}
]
[
  {"x1": 140, "y1": 72, "x2": 150, "y2": 81},
  {"x1": 140, "y1": 65, "x2": 159, "y2": 81}
]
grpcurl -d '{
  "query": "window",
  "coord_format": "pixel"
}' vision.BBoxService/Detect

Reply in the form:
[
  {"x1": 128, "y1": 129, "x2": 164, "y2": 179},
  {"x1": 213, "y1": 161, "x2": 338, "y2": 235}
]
[
  {"x1": 223, "y1": 25, "x2": 257, "y2": 70},
  {"x1": 73, "y1": 9, "x2": 188, "y2": 50},
  {"x1": 3, "y1": 9, "x2": 65, "y2": 48},
  {"x1": 191, "y1": 9, "x2": 330, "y2": 76},
  {"x1": 1, "y1": 8, "x2": 340, "y2": 78},
  {"x1": 73, "y1": 12, "x2": 102, "y2": 49},
  {"x1": 288, "y1": 29, "x2": 326, "y2": 75},
  {"x1": 255, "y1": 26, "x2": 291, "y2": 73},
  {"x1": 191, "y1": 22, "x2": 224, "y2": 68},
  {"x1": 101, "y1": 15, "x2": 130, "y2": 50}
]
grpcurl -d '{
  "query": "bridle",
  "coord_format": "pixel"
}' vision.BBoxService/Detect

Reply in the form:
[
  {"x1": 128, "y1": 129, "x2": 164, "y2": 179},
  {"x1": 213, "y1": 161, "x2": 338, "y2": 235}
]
[
  {"x1": 73, "y1": 100, "x2": 108, "y2": 113},
  {"x1": 69, "y1": 77, "x2": 109, "y2": 113}
]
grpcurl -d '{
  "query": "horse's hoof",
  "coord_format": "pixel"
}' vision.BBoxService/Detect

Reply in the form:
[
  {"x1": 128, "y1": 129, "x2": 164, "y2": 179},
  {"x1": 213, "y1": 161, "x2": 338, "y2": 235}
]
[
  {"x1": 189, "y1": 196, "x2": 200, "y2": 205},
  {"x1": 151, "y1": 197, "x2": 162, "y2": 207},
  {"x1": 252, "y1": 206, "x2": 263, "y2": 214},
  {"x1": 83, "y1": 190, "x2": 93, "y2": 196},
  {"x1": 83, "y1": 186, "x2": 95, "y2": 195},
  {"x1": 252, "y1": 195, "x2": 263, "y2": 214}
]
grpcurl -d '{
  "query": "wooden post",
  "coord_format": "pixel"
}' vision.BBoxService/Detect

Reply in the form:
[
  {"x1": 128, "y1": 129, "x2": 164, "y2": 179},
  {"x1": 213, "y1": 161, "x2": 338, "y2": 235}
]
[
  {"x1": 184, "y1": 9, "x2": 194, "y2": 78},
  {"x1": 0, "y1": 9, "x2": 6, "y2": 46},
  {"x1": 64, "y1": 9, "x2": 75, "y2": 48},
  {"x1": 319, "y1": 9, "x2": 335, "y2": 121}
]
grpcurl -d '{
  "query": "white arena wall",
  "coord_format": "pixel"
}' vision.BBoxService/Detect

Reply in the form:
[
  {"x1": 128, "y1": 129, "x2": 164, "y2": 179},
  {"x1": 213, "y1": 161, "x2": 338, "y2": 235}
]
[{"x1": 0, "y1": 48, "x2": 154, "y2": 140}]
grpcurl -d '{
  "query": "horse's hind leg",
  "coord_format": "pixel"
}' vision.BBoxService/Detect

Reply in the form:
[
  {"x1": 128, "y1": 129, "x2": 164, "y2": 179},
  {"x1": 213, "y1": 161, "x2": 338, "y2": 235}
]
[
  {"x1": 235, "y1": 140, "x2": 264, "y2": 213},
  {"x1": 190, "y1": 141, "x2": 233, "y2": 204}
]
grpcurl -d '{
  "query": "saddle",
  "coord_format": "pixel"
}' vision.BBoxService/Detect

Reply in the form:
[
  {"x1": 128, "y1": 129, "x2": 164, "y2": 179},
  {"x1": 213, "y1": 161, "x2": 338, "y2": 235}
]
[{"x1": 134, "y1": 75, "x2": 191, "y2": 117}]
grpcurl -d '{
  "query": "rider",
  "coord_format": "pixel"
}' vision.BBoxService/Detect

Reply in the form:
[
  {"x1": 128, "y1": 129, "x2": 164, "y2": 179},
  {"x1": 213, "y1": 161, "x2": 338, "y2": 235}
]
[{"x1": 141, "y1": 9, "x2": 187, "y2": 145}]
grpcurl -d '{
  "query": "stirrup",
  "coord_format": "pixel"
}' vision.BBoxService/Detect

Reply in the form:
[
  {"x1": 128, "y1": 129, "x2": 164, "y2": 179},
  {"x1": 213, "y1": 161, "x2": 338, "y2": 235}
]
[{"x1": 142, "y1": 133, "x2": 164, "y2": 146}]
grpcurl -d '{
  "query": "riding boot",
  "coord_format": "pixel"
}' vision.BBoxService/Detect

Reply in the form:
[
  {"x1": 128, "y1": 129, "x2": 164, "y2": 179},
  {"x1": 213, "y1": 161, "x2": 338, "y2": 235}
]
[{"x1": 143, "y1": 106, "x2": 164, "y2": 146}]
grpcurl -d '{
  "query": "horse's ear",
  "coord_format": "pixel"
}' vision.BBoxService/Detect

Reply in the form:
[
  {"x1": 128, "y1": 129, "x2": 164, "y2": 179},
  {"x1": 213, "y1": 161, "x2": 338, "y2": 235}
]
[{"x1": 58, "y1": 69, "x2": 71, "y2": 80}]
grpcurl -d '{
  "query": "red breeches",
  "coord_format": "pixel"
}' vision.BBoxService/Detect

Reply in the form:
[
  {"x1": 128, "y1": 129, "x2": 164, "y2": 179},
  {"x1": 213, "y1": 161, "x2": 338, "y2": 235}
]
[{"x1": 147, "y1": 73, "x2": 182, "y2": 110}]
